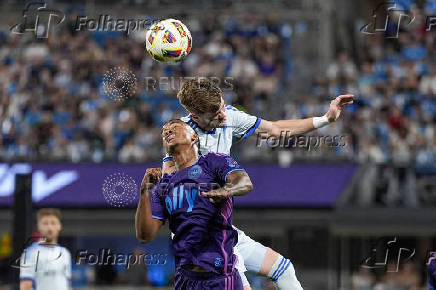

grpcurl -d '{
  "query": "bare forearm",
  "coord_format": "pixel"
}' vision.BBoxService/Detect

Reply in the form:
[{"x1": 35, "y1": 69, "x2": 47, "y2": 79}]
[
  {"x1": 257, "y1": 118, "x2": 318, "y2": 139},
  {"x1": 225, "y1": 171, "x2": 253, "y2": 197},
  {"x1": 273, "y1": 118, "x2": 315, "y2": 136},
  {"x1": 135, "y1": 192, "x2": 160, "y2": 242}
]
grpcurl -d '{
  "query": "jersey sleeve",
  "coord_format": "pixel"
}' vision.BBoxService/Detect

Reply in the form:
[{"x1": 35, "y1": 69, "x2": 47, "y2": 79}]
[
  {"x1": 206, "y1": 153, "x2": 246, "y2": 183},
  {"x1": 226, "y1": 105, "x2": 261, "y2": 139},
  {"x1": 19, "y1": 245, "x2": 38, "y2": 281},
  {"x1": 64, "y1": 248, "x2": 72, "y2": 282},
  {"x1": 150, "y1": 183, "x2": 166, "y2": 221}
]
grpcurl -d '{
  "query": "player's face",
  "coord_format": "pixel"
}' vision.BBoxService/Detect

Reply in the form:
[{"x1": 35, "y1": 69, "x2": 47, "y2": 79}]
[
  {"x1": 162, "y1": 122, "x2": 195, "y2": 151},
  {"x1": 37, "y1": 215, "x2": 61, "y2": 243},
  {"x1": 198, "y1": 98, "x2": 226, "y2": 128}
]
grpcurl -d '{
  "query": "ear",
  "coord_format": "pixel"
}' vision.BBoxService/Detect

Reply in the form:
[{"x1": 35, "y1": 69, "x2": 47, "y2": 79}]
[{"x1": 191, "y1": 133, "x2": 198, "y2": 144}]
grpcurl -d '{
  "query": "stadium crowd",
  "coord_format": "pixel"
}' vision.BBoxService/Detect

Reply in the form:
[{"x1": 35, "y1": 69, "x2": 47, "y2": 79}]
[{"x1": 0, "y1": 9, "x2": 288, "y2": 164}]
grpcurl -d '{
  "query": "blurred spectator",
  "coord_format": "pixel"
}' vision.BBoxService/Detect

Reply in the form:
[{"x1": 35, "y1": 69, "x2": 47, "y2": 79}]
[
  {"x1": 120, "y1": 247, "x2": 152, "y2": 286},
  {"x1": 95, "y1": 252, "x2": 117, "y2": 285},
  {"x1": 351, "y1": 267, "x2": 375, "y2": 290}
]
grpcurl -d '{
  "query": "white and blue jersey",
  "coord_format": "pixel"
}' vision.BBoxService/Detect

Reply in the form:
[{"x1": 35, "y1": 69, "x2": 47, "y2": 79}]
[
  {"x1": 19, "y1": 242, "x2": 71, "y2": 290},
  {"x1": 163, "y1": 105, "x2": 261, "y2": 161}
]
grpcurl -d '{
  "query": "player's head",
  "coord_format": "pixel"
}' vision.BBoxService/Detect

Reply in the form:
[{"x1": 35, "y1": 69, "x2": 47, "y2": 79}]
[
  {"x1": 36, "y1": 208, "x2": 62, "y2": 244},
  {"x1": 162, "y1": 119, "x2": 199, "y2": 155},
  {"x1": 177, "y1": 78, "x2": 226, "y2": 129}
]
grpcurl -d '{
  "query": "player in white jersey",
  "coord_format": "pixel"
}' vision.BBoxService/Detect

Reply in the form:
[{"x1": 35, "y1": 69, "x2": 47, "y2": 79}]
[
  {"x1": 160, "y1": 78, "x2": 354, "y2": 289},
  {"x1": 20, "y1": 208, "x2": 71, "y2": 290}
]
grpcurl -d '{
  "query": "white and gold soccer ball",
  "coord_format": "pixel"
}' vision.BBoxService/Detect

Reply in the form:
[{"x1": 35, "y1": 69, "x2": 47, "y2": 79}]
[{"x1": 145, "y1": 18, "x2": 192, "y2": 64}]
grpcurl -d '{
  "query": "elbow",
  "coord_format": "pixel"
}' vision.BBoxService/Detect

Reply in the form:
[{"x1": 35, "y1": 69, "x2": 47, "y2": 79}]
[
  {"x1": 241, "y1": 174, "x2": 254, "y2": 194},
  {"x1": 136, "y1": 234, "x2": 153, "y2": 243},
  {"x1": 246, "y1": 183, "x2": 254, "y2": 193},
  {"x1": 244, "y1": 177, "x2": 254, "y2": 194},
  {"x1": 135, "y1": 231, "x2": 154, "y2": 243}
]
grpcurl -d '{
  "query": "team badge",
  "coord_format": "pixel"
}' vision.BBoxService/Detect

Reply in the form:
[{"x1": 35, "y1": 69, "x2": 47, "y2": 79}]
[
  {"x1": 188, "y1": 165, "x2": 202, "y2": 179},
  {"x1": 214, "y1": 257, "x2": 223, "y2": 267},
  {"x1": 225, "y1": 157, "x2": 237, "y2": 168}
]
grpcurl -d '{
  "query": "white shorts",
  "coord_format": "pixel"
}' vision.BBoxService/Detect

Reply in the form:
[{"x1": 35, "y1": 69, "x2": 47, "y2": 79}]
[
  {"x1": 233, "y1": 225, "x2": 268, "y2": 278},
  {"x1": 234, "y1": 242, "x2": 248, "y2": 286}
]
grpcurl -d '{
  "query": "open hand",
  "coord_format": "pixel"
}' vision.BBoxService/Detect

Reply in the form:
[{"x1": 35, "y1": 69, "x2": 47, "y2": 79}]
[{"x1": 325, "y1": 94, "x2": 354, "y2": 122}]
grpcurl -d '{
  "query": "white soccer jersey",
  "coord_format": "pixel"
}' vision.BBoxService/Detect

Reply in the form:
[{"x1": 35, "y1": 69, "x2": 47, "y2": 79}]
[
  {"x1": 20, "y1": 242, "x2": 71, "y2": 290},
  {"x1": 163, "y1": 105, "x2": 261, "y2": 161}
]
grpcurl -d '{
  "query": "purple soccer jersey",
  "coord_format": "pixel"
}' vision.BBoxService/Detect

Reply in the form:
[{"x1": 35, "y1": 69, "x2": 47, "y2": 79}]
[
  {"x1": 150, "y1": 152, "x2": 245, "y2": 275},
  {"x1": 429, "y1": 253, "x2": 436, "y2": 289}
]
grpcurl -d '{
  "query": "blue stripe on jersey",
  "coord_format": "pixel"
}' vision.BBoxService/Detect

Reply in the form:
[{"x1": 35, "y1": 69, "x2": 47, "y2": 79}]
[
  {"x1": 225, "y1": 105, "x2": 238, "y2": 111},
  {"x1": 152, "y1": 215, "x2": 164, "y2": 220},
  {"x1": 243, "y1": 117, "x2": 261, "y2": 139}
]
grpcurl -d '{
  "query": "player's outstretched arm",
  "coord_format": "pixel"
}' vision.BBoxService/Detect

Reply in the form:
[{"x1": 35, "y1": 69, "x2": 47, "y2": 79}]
[
  {"x1": 202, "y1": 170, "x2": 253, "y2": 203},
  {"x1": 135, "y1": 168, "x2": 163, "y2": 243},
  {"x1": 256, "y1": 94, "x2": 354, "y2": 138}
]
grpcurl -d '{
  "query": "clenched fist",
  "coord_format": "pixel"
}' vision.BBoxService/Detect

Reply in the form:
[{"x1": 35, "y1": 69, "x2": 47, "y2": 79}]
[{"x1": 141, "y1": 168, "x2": 162, "y2": 195}]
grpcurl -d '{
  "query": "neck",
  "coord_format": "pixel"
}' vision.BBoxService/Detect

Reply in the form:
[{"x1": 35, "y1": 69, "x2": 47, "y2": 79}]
[
  {"x1": 42, "y1": 238, "x2": 57, "y2": 245},
  {"x1": 170, "y1": 145, "x2": 199, "y2": 171}
]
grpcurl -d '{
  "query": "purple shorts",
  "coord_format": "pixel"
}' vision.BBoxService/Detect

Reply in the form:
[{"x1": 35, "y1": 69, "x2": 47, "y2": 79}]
[{"x1": 175, "y1": 268, "x2": 243, "y2": 290}]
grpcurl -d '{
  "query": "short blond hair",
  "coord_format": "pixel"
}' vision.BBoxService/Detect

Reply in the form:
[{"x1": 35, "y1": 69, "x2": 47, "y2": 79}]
[{"x1": 177, "y1": 77, "x2": 222, "y2": 115}]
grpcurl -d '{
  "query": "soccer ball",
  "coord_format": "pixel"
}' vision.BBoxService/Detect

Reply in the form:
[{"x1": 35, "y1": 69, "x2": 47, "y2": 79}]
[{"x1": 145, "y1": 18, "x2": 192, "y2": 64}]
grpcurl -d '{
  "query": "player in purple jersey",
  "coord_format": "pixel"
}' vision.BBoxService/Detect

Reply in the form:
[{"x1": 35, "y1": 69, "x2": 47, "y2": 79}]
[
  {"x1": 135, "y1": 119, "x2": 253, "y2": 290},
  {"x1": 429, "y1": 253, "x2": 436, "y2": 290}
]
